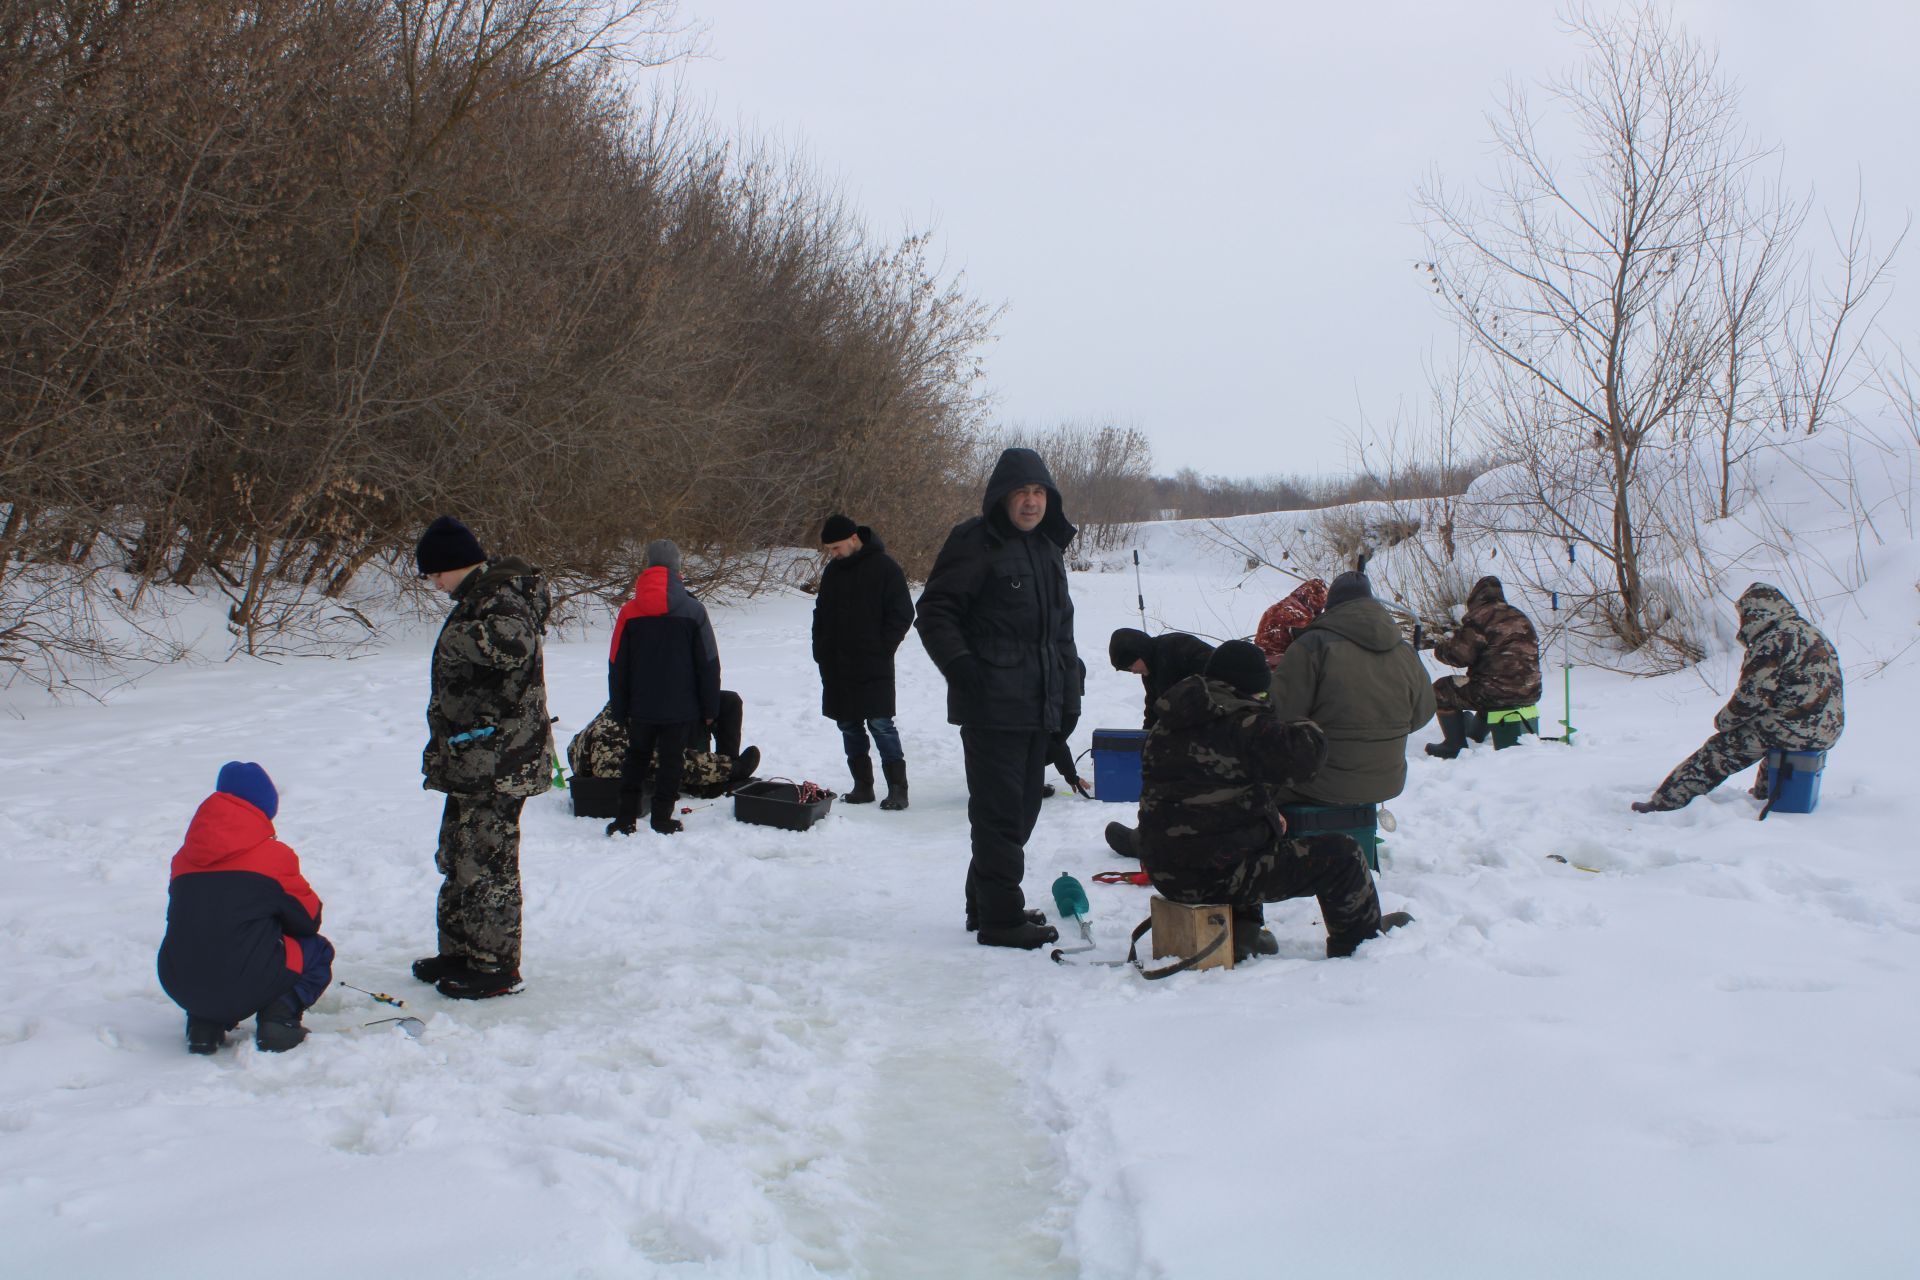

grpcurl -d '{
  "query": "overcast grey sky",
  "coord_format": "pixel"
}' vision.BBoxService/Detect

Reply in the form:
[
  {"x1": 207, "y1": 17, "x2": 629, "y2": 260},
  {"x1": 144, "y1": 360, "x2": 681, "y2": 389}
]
[{"x1": 669, "y1": 1, "x2": 1918, "y2": 478}]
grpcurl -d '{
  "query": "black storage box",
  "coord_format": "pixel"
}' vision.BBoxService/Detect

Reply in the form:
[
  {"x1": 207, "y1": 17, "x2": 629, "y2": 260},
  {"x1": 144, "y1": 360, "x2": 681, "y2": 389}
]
[
  {"x1": 570, "y1": 775, "x2": 623, "y2": 819},
  {"x1": 732, "y1": 780, "x2": 834, "y2": 831}
]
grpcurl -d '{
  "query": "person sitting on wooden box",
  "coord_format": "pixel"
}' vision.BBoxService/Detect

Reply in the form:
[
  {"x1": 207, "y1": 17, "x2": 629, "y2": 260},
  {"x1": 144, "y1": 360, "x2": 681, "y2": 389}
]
[
  {"x1": 1633, "y1": 583, "x2": 1843, "y2": 813},
  {"x1": 1138, "y1": 641, "x2": 1411, "y2": 961}
]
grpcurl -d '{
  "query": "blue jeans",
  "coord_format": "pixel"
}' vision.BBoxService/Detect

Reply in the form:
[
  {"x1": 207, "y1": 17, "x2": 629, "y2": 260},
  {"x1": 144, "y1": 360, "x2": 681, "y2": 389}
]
[{"x1": 838, "y1": 717, "x2": 904, "y2": 763}]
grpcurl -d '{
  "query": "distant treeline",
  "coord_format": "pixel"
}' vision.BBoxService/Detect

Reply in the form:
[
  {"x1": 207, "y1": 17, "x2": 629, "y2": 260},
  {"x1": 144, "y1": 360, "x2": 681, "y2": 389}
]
[
  {"x1": 0, "y1": 0, "x2": 994, "y2": 643},
  {"x1": 1143, "y1": 460, "x2": 1490, "y2": 521}
]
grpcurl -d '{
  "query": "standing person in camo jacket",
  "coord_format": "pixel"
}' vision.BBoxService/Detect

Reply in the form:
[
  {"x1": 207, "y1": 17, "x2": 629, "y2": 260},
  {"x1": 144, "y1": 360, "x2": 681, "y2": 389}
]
[
  {"x1": 1425, "y1": 575, "x2": 1542, "y2": 758},
  {"x1": 916, "y1": 447, "x2": 1080, "y2": 950},
  {"x1": 1634, "y1": 583, "x2": 1843, "y2": 813},
  {"x1": 410, "y1": 516, "x2": 551, "y2": 1000},
  {"x1": 813, "y1": 514, "x2": 916, "y2": 810}
]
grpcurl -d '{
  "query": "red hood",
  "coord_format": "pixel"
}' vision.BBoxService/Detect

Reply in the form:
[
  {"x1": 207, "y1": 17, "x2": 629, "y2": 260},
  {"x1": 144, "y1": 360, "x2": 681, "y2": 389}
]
[
  {"x1": 608, "y1": 565, "x2": 672, "y2": 660},
  {"x1": 175, "y1": 792, "x2": 276, "y2": 870}
]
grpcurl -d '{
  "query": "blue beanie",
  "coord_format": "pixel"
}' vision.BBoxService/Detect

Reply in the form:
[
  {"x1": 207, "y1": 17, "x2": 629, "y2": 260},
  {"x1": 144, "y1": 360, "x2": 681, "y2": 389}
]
[{"x1": 216, "y1": 761, "x2": 278, "y2": 820}]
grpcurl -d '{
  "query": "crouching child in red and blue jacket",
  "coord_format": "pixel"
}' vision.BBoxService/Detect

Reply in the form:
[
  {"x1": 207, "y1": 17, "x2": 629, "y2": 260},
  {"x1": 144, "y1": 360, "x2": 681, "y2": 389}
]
[{"x1": 157, "y1": 762, "x2": 334, "y2": 1053}]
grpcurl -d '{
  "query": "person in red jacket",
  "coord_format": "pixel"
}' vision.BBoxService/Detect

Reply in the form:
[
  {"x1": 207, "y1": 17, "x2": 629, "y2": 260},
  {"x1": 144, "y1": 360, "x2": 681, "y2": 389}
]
[{"x1": 157, "y1": 762, "x2": 333, "y2": 1054}]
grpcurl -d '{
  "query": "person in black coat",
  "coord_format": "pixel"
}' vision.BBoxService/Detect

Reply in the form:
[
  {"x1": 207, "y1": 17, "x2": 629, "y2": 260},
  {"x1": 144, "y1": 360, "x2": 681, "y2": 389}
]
[
  {"x1": 813, "y1": 514, "x2": 916, "y2": 809},
  {"x1": 607, "y1": 539, "x2": 721, "y2": 836},
  {"x1": 1107, "y1": 628, "x2": 1217, "y2": 729},
  {"x1": 915, "y1": 447, "x2": 1080, "y2": 950},
  {"x1": 1102, "y1": 629, "x2": 1217, "y2": 858}
]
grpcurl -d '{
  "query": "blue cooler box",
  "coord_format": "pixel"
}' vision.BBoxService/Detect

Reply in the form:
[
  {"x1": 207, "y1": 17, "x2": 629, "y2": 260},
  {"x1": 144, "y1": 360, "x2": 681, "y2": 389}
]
[
  {"x1": 1092, "y1": 729, "x2": 1149, "y2": 803},
  {"x1": 1764, "y1": 749, "x2": 1825, "y2": 814}
]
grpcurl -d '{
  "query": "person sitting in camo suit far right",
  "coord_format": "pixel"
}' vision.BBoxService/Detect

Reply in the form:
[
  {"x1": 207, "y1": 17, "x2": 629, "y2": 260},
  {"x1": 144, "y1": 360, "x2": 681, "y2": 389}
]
[
  {"x1": 1633, "y1": 583, "x2": 1843, "y2": 813},
  {"x1": 1138, "y1": 640, "x2": 1412, "y2": 962}
]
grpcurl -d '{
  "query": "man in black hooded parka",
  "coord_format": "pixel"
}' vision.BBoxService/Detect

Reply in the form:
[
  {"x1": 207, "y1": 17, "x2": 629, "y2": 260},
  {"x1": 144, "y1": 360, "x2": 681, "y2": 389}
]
[{"x1": 916, "y1": 448, "x2": 1080, "y2": 949}]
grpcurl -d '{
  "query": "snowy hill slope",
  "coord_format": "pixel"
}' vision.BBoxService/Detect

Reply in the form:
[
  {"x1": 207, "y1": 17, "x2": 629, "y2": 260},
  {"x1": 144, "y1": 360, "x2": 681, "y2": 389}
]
[{"x1": 3, "y1": 439, "x2": 1918, "y2": 1278}]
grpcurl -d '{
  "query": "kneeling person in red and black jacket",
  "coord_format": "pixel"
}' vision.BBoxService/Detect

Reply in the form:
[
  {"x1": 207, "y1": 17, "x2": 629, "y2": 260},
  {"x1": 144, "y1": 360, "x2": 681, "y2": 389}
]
[{"x1": 157, "y1": 762, "x2": 333, "y2": 1053}]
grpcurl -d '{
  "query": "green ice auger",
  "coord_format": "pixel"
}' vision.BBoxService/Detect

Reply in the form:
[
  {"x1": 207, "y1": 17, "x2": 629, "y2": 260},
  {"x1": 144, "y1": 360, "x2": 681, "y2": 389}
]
[{"x1": 1052, "y1": 873, "x2": 1094, "y2": 945}]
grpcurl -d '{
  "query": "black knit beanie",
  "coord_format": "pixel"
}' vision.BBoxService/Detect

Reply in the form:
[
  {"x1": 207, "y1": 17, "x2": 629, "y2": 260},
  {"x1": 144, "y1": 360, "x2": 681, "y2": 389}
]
[
  {"x1": 1205, "y1": 640, "x2": 1271, "y2": 697},
  {"x1": 414, "y1": 516, "x2": 485, "y2": 576},
  {"x1": 1108, "y1": 628, "x2": 1152, "y2": 670},
  {"x1": 1325, "y1": 571, "x2": 1374, "y2": 609},
  {"x1": 820, "y1": 514, "x2": 857, "y2": 543}
]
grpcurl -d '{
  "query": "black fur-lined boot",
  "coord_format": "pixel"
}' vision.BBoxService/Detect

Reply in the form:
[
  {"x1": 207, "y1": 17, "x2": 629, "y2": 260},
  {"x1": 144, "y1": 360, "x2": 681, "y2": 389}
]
[{"x1": 879, "y1": 759, "x2": 909, "y2": 810}]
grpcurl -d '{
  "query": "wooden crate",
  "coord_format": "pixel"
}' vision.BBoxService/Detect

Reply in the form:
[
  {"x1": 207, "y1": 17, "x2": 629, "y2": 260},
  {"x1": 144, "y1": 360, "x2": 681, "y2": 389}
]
[{"x1": 1149, "y1": 897, "x2": 1235, "y2": 971}]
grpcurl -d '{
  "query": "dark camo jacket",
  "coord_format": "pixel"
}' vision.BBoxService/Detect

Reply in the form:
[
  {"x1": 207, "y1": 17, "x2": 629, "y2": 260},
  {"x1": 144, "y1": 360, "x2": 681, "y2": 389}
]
[
  {"x1": 1138, "y1": 675, "x2": 1328, "y2": 880},
  {"x1": 1433, "y1": 575, "x2": 1542, "y2": 707},
  {"x1": 423, "y1": 558, "x2": 553, "y2": 798},
  {"x1": 1714, "y1": 583, "x2": 1843, "y2": 749}
]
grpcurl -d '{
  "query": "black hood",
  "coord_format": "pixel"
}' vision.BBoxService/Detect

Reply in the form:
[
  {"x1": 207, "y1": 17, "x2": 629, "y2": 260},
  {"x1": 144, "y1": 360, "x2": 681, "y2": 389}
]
[{"x1": 981, "y1": 447, "x2": 1075, "y2": 548}]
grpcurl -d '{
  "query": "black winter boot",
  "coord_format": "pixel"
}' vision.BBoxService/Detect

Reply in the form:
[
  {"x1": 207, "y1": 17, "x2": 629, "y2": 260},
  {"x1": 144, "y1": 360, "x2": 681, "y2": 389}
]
[
  {"x1": 729, "y1": 745, "x2": 761, "y2": 786},
  {"x1": 186, "y1": 1016, "x2": 228, "y2": 1055},
  {"x1": 845, "y1": 756, "x2": 876, "y2": 804},
  {"x1": 436, "y1": 965, "x2": 522, "y2": 1000},
  {"x1": 649, "y1": 793, "x2": 683, "y2": 834},
  {"x1": 412, "y1": 953, "x2": 467, "y2": 984},
  {"x1": 1327, "y1": 910, "x2": 1414, "y2": 958},
  {"x1": 966, "y1": 906, "x2": 1047, "y2": 933},
  {"x1": 1104, "y1": 821, "x2": 1140, "y2": 859},
  {"x1": 975, "y1": 918, "x2": 1060, "y2": 949},
  {"x1": 1425, "y1": 711, "x2": 1467, "y2": 759},
  {"x1": 1465, "y1": 711, "x2": 1491, "y2": 744},
  {"x1": 1232, "y1": 906, "x2": 1279, "y2": 962},
  {"x1": 879, "y1": 759, "x2": 909, "y2": 811},
  {"x1": 254, "y1": 997, "x2": 307, "y2": 1052},
  {"x1": 606, "y1": 788, "x2": 642, "y2": 836}
]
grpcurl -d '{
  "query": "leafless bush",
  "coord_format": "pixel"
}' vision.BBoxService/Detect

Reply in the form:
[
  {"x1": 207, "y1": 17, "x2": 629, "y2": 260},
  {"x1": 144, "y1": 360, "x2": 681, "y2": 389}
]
[{"x1": 1, "y1": 0, "x2": 996, "y2": 673}]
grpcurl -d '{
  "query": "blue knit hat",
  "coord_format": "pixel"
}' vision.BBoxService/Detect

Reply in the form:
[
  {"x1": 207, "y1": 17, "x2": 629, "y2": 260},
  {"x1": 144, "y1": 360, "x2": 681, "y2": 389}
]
[{"x1": 216, "y1": 761, "x2": 278, "y2": 820}]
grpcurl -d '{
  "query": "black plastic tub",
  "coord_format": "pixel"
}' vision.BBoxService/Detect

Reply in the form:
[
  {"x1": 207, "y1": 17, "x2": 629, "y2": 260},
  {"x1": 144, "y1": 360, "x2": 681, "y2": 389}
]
[{"x1": 733, "y1": 780, "x2": 834, "y2": 831}]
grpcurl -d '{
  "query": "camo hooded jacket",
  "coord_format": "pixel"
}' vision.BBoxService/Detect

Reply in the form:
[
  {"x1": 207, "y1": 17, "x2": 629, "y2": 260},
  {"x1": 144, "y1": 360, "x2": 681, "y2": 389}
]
[
  {"x1": 423, "y1": 558, "x2": 553, "y2": 798},
  {"x1": 1138, "y1": 675, "x2": 1328, "y2": 877},
  {"x1": 1432, "y1": 575, "x2": 1542, "y2": 707},
  {"x1": 1713, "y1": 583, "x2": 1843, "y2": 749}
]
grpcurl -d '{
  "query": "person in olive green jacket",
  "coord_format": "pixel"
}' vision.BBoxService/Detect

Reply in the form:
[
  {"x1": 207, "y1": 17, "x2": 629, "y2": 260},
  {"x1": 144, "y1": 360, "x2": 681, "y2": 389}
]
[{"x1": 1267, "y1": 571, "x2": 1435, "y2": 806}]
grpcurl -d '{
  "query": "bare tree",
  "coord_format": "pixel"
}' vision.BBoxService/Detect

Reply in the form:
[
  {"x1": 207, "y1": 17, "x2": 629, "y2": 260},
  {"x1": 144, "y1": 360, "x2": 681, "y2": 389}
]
[{"x1": 1417, "y1": 4, "x2": 1892, "y2": 656}]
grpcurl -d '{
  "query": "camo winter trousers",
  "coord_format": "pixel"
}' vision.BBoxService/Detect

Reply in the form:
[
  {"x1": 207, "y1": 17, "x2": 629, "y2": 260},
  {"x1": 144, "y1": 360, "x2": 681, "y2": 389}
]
[
  {"x1": 1650, "y1": 722, "x2": 1773, "y2": 810},
  {"x1": 1151, "y1": 833, "x2": 1382, "y2": 948},
  {"x1": 435, "y1": 792, "x2": 525, "y2": 971}
]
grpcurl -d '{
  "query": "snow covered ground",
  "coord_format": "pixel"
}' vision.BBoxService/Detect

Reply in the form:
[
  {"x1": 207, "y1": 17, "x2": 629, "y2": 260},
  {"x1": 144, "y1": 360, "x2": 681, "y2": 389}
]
[{"x1": 5, "y1": 478, "x2": 1920, "y2": 1278}]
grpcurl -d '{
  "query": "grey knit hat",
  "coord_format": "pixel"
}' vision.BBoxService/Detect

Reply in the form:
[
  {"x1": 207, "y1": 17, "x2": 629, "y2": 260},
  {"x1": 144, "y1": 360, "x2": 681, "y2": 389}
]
[{"x1": 643, "y1": 539, "x2": 683, "y2": 575}]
